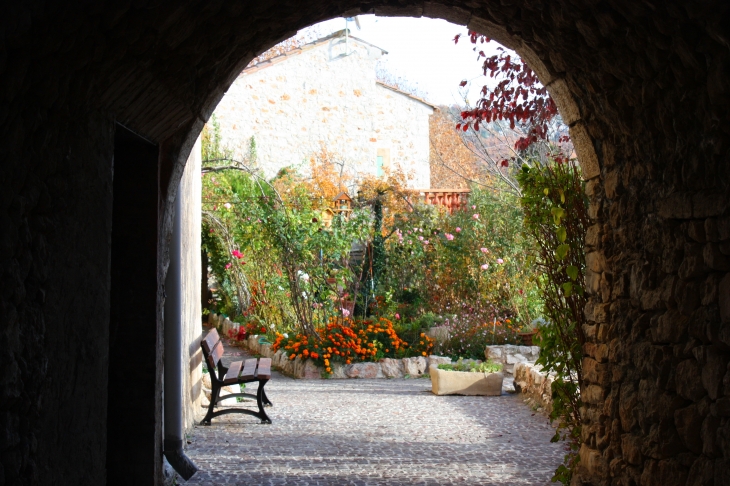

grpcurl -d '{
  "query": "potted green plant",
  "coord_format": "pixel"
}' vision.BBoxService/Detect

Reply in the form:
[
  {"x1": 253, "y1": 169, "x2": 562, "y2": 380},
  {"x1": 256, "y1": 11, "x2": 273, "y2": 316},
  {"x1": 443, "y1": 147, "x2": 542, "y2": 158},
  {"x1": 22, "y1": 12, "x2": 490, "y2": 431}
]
[{"x1": 518, "y1": 318, "x2": 543, "y2": 346}]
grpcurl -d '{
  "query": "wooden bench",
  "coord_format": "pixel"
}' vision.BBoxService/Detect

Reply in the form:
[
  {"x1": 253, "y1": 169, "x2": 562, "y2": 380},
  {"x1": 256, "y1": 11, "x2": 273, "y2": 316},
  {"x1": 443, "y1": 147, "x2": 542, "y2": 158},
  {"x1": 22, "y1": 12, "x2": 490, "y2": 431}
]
[{"x1": 200, "y1": 328, "x2": 272, "y2": 425}]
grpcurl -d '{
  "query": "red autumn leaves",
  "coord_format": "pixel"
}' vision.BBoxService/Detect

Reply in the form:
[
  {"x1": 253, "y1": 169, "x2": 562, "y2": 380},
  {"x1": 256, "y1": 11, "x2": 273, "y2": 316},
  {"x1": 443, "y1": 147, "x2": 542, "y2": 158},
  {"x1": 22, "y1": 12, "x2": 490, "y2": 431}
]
[{"x1": 454, "y1": 31, "x2": 559, "y2": 157}]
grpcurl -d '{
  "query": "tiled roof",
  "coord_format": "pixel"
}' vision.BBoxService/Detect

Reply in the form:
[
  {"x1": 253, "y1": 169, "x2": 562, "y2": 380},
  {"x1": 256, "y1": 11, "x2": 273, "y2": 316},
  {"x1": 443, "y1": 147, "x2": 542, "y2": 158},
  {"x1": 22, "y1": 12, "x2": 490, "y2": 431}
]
[
  {"x1": 242, "y1": 30, "x2": 387, "y2": 76},
  {"x1": 375, "y1": 82, "x2": 437, "y2": 109}
]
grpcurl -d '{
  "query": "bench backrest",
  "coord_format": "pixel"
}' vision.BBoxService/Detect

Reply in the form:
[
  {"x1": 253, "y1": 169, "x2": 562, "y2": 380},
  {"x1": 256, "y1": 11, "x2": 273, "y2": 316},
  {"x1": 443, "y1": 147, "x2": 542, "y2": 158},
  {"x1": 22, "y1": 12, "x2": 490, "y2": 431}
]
[{"x1": 201, "y1": 328, "x2": 224, "y2": 372}]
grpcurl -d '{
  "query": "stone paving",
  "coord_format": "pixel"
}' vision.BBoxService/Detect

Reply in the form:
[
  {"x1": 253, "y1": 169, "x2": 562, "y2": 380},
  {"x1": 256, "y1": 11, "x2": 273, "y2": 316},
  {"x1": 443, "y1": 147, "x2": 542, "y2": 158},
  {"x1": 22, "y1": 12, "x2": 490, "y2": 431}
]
[{"x1": 185, "y1": 338, "x2": 565, "y2": 485}]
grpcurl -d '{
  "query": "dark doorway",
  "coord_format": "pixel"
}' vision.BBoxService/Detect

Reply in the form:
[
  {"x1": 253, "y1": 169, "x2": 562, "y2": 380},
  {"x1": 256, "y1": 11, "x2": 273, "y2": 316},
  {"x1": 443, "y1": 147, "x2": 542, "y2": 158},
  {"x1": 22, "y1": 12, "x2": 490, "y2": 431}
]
[{"x1": 108, "y1": 125, "x2": 162, "y2": 485}]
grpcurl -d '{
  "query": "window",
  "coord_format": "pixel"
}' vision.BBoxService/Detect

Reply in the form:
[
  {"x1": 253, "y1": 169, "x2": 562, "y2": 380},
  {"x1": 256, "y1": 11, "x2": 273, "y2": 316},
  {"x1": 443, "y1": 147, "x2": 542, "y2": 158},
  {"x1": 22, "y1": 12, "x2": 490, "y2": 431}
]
[{"x1": 376, "y1": 148, "x2": 390, "y2": 178}]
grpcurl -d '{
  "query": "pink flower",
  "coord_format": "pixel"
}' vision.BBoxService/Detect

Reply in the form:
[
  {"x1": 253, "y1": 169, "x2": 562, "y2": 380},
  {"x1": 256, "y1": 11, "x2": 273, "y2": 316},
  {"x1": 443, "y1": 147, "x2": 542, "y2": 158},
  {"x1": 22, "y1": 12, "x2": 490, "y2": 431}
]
[
  {"x1": 224, "y1": 203, "x2": 232, "y2": 209},
  {"x1": 455, "y1": 227, "x2": 461, "y2": 232},
  {"x1": 473, "y1": 214, "x2": 479, "y2": 220},
  {"x1": 418, "y1": 236, "x2": 424, "y2": 241},
  {"x1": 225, "y1": 263, "x2": 232, "y2": 269},
  {"x1": 395, "y1": 313, "x2": 400, "y2": 319},
  {"x1": 472, "y1": 205, "x2": 476, "y2": 210},
  {"x1": 480, "y1": 247, "x2": 488, "y2": 253},
  {"x1": 445, "y1": 233, "x2": 454, "y2": 241},
  {"x1": 341, "y1": 308, "x2": 350, "y2": 317},
  {"x1": 232, "y1": 249, "x2": 244, "y2": 259},
  {"x1": 497, "y1": 258, "x2": 504, "y2": 264},
  {"x1": 481, "y1": 264, "x2": 489, "y2": 270},
  {"x1": 423, "y1": 240, "x2": 429, "y2": 245}
]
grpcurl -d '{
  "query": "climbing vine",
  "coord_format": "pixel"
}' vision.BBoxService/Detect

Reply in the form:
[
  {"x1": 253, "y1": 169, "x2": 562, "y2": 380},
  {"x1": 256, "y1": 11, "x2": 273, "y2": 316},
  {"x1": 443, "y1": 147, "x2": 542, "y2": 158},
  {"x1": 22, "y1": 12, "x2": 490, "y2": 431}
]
[{"x1": 517, "y1": 158, "x2": 588, "y2": 484}]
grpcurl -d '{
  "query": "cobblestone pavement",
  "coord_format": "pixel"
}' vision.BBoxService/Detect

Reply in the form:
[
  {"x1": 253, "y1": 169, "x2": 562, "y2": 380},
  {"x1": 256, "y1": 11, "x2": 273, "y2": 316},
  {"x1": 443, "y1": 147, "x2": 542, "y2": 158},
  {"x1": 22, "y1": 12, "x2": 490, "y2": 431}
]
[{"x1": 186, "y1": 339, "x2": 564, "y2": 486}]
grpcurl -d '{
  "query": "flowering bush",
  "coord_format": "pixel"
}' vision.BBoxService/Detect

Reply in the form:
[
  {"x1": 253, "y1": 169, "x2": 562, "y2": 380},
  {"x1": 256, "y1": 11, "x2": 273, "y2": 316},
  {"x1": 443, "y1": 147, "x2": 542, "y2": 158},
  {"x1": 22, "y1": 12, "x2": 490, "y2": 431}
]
[
  {"x1": 201, "y1": 120, "x2": 374, "y2": 335},
  {"x1": 380, "y1": 186, "x2": 541, "y2": 341},
  {"x1": 438, "y1": 311, "x2": 521, "y2": 360},
  {"x1": 272, "y1": 317, "x2": 434, "y2": 374}
]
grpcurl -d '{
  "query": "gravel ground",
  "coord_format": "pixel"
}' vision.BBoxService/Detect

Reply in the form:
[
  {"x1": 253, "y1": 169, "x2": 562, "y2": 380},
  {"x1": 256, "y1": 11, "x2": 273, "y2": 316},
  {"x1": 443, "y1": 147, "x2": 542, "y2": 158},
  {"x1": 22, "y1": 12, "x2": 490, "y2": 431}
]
[{"x1": 184, "y1": 338, "x2": 565, "y2": 486}]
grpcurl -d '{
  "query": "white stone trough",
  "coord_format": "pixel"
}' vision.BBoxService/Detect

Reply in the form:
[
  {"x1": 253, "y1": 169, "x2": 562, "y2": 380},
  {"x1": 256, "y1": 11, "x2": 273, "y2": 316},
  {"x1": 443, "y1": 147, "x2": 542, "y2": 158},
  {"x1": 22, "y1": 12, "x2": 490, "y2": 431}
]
[{"x1": 429, "y1": 364, "x2": 503, "y2": 396}]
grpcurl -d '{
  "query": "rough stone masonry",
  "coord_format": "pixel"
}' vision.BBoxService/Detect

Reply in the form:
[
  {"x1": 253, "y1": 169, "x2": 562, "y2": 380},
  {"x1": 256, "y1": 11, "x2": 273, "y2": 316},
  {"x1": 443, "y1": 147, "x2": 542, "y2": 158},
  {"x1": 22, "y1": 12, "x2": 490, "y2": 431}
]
[{"x1": 0, "y1": 2, "x2": 728, "y2": 485}]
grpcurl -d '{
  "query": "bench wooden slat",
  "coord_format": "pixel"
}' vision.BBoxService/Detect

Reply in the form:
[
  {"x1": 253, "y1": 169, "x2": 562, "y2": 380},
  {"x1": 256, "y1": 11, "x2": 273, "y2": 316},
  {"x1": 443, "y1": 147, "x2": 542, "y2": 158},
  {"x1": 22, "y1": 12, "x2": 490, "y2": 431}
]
[
  {"x1": 202, "y1": 328, "x2": 220, "y2": 354},
  {"x1": 257, "y1": 358, "x2": 272, "y2": 379},
  {"x1": 223, "y1": 360, "x2": 243, "y2": 385},
  {"x1": 240, "y1": 359, "x2": 258, "y2": 380},
  {"x1": 208, "y1": 340, "x2": 224, "y2": 369}
]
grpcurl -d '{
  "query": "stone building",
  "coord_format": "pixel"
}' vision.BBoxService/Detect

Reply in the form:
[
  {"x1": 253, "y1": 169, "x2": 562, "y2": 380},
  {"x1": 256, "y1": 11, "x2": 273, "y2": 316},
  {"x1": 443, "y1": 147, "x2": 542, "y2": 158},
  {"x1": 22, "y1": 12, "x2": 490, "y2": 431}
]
[
  {"x1": 2, "y1": 2, "x2": 729, "y2": 486},
  {"x1": 213, "y1": 30, "x2": 435, "y2": 189}
]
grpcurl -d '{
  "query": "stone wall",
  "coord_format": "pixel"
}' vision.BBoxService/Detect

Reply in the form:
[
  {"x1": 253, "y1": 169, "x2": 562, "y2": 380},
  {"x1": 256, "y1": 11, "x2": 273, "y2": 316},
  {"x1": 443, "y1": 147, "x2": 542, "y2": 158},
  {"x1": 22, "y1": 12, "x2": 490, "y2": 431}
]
[
  {"x1": 0, "y1": 110, "x2": 116, "y2": 486},
  {"x1": 513, "y1": 362, "x2": 554, "y2": 416},
  {"x1": 485, "y1": 344, "x2": 541, "y2": 376},
  {"x1": 213, "y1": 33, "x2": 432, "y2": 189}
]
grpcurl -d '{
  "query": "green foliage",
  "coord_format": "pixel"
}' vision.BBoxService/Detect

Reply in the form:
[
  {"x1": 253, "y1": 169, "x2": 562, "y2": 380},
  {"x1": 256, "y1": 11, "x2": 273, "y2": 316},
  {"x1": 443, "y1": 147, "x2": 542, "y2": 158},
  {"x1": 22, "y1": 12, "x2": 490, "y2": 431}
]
[
  {"x1": 437, "y1": 359, "x2": 502, "y2": 373},
  {"x1": 517, "y1": 159, "x2": 588, "y2": 484},
  {"x1": 201, "y1": 122, "x2": 374, "y2": 336},
  {"x1": 378, "y1": 183, "x2": 542, "y2": 356},
  {"x1": 203, "y1": 168, "x2": 373, "y2": 336},
  {"x1": 201, "y1": 114, "x2": 232, "y2": 163}
]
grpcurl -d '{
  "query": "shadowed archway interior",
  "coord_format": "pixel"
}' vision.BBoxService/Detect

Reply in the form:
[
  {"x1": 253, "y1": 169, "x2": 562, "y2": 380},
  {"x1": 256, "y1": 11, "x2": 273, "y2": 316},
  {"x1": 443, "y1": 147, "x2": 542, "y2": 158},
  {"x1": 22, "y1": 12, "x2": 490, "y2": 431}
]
[{"x1": 0, "y1": 1, "x2": 728, "y2": 485}]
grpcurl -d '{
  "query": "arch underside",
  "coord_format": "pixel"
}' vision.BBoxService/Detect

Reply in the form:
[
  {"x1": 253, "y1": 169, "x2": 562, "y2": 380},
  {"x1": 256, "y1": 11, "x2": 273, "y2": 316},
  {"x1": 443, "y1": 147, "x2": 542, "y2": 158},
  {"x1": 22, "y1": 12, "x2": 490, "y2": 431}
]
[{"x1": 0, "y1": 1, "x2": 728, "y2": 485}]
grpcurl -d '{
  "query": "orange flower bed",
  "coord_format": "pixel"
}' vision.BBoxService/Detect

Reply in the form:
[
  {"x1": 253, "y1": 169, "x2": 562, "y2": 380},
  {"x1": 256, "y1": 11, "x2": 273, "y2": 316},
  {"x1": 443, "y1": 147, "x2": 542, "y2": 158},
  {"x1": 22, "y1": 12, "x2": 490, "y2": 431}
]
[{"x1": 272, "y1": 317, "x2": 435, "y2": 374}]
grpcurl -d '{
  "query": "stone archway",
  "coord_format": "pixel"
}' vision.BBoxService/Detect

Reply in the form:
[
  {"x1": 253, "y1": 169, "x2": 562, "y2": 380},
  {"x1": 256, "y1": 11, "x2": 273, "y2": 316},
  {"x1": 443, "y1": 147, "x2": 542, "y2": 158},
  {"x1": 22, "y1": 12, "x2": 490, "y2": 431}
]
[{"x1": 0, "y1": 2, "x2": 728, "y2": 485}]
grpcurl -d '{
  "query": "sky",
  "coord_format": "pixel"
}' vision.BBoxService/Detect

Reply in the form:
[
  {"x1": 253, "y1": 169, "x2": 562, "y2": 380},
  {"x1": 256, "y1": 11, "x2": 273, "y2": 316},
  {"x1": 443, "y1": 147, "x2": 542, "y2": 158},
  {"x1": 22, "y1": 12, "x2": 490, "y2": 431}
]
[{"x1": 303, "y1": 15, "x2": 510, "y2": 106}]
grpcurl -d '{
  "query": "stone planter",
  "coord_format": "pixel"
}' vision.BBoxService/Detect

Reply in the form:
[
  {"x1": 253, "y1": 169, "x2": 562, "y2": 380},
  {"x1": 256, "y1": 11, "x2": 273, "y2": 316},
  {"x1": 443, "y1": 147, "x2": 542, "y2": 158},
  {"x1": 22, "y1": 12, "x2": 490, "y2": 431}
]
[{"x1": 429, "y1": 364, "x2": 503, "y2": 396}]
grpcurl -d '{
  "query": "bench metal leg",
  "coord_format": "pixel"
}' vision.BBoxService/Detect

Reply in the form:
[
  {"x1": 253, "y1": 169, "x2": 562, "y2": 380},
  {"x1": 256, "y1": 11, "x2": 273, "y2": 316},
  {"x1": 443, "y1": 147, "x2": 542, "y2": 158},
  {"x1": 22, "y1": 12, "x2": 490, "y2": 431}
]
[
  {"x1": 201, "y1": 407, "x2": 270, "y2": 424},
  {"x1": 261, "y1": 387, "x2": 272, "y2": 407},
  {"x1": 200, "y1": 380, "x2": 271, "y2": 425},
  {"x1": 256, "y1": 380, "x2": 272, "y2": 423},
  {"x1": 200, "y1": 381, "x2": 221, "y2": 426}
]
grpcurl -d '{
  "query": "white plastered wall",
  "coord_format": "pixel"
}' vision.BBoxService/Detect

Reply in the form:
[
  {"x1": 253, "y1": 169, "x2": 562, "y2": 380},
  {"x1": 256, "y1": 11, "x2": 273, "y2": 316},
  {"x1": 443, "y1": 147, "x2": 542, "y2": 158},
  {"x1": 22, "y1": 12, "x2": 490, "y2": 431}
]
[
  {"x1": 180, "y1": 135, "x2": 203, "y2": 429},
  {"x1": 212, "y1": 35, "x2": 432, "y2": 190}
]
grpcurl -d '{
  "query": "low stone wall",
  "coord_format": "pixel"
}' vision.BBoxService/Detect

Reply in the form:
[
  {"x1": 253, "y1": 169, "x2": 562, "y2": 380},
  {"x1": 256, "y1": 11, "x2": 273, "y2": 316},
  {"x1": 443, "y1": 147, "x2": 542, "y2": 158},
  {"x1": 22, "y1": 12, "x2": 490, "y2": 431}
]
[
  {"x1": 513, "y1": 362, "x2": 554, "y2": 414},
  {"x1": 484, "y1": 344, "x2": 540, "y2": 376}
]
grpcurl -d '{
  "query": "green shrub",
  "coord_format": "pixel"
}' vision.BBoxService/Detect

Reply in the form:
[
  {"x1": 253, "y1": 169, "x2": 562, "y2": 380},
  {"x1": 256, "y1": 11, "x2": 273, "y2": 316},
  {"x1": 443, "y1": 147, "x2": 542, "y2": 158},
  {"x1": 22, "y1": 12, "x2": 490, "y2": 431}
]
[{"x1": 437, "y1": 360, "x2": 503, "y2": 373}]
